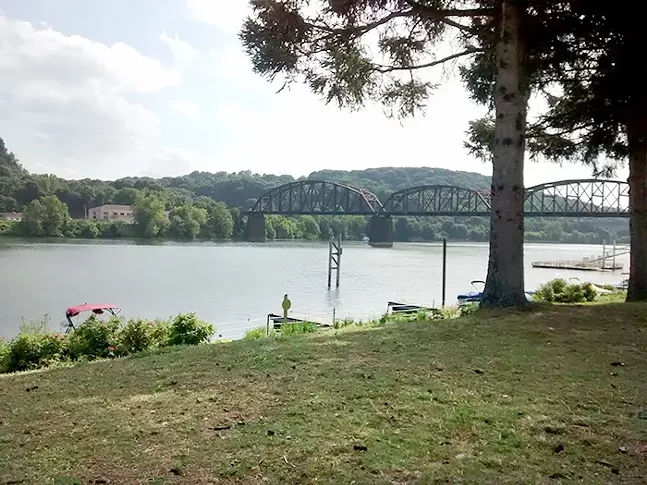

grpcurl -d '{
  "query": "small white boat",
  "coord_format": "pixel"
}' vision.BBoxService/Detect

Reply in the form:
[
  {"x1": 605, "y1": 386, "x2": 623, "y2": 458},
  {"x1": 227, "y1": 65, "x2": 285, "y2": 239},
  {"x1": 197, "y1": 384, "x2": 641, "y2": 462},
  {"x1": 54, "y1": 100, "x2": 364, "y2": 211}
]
[
  {"x1": 457, "y1": 280, "x2": 485, "y2": 306},
  {"x1": 457, "y1": 280, "x2": 534, "y2": 306},
  {"x1": 615, "y1": 273, "x2": 629, "y2": 290}
]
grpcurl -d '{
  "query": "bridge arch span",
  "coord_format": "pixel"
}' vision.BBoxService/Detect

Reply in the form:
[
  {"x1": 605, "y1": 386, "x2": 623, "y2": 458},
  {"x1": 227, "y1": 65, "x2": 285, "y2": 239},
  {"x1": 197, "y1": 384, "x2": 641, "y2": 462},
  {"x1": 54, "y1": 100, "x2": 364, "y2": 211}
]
[
  {"x1": 251, "y1": 180, "x2": 382, "y2": 215},
  {"x1": 380, "y1": 185, "x2": 491, "y2": 217},
  {"x1": 524, "y1": 179, "x2": 629, "y2": 217}
]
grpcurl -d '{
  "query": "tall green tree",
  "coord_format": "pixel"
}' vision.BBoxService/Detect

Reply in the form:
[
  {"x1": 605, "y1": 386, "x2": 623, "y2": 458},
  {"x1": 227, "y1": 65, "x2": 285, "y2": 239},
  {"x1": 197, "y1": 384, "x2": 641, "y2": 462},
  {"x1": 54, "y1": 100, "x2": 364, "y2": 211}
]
[
  {"x1": 240, "y1": 0, "x2": 578, "y2": 306},
  {"x1": 531, "y1": 1, "x2": 647, "y2": 301},
  {"x1": 133, "y1": 195, "x2": 170, "y2": 238},
  {"x1": 169, "y1": 205, "x2": 208, "y2": 240},
  {"x1": 20, "y1": 195, "x2": 70, "y2": 237},
  {"x1": 465, "y1": 1, "x2": 646, "y2": 300},
  {"x1": 203, "y1": 202, "x2": 234, "y2": 239}
]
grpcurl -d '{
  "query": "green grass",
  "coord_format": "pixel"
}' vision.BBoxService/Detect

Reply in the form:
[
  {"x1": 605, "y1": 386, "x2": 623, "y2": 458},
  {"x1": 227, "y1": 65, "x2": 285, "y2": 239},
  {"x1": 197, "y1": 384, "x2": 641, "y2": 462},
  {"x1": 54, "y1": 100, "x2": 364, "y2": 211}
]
[{"x1": 1, "y1": 303, "x2": 646, "y2": 483}]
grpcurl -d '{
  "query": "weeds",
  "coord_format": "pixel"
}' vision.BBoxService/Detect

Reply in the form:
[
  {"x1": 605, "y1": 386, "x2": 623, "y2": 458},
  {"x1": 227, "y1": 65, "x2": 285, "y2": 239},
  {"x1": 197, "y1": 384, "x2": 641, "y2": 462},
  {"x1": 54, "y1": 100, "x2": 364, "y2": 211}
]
[
  {"x1": 280, "y1": 321, "x2": 318, "y2": 335},
  {"x1": 244, "y1": 326, "x2": 271, "y2": 340},
  {"x1": 1, "y1": 313, "x2": 215, "y2": 374},
  {"x1": 168, "y1": 313, "x2": 214, "y2": 346},
  {"x1": 534, "y1": 278, "x2": 598, "y2": 303}
]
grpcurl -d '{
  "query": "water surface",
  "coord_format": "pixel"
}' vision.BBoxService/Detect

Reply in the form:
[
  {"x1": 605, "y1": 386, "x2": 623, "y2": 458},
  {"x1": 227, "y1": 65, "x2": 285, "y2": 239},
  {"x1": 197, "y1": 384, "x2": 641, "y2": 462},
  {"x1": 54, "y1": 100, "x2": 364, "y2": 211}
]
[{"x1": 0, "y1": 239, "x2": 629, "y2": 339}]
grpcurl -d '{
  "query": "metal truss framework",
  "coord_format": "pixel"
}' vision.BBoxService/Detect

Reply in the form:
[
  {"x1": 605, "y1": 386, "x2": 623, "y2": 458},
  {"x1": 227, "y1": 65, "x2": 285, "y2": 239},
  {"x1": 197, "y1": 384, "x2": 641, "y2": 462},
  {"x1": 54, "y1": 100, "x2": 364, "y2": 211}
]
[
  {"x1": 251, "y1": 179, "x2": 629, "y2": 218},
  {"x1": 524, "y1": 179, "x2": 629, "y2": 217},
  {"x1": 380, "y1": 185, "x2": 492, "y2": 216},
  {"x1": 251, "y1": 180, "x2": 383, "y2": 215}
]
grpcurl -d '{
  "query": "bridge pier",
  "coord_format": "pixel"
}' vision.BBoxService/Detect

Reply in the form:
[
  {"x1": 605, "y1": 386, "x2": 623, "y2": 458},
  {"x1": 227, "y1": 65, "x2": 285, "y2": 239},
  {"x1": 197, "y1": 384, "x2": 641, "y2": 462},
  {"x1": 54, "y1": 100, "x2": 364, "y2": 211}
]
[
  {"x1": 245, "y1": 212, "x2": 266, "y2": 242},
  {"x1": 369, "y1": 216, "x2": 394, "y2": 248}
]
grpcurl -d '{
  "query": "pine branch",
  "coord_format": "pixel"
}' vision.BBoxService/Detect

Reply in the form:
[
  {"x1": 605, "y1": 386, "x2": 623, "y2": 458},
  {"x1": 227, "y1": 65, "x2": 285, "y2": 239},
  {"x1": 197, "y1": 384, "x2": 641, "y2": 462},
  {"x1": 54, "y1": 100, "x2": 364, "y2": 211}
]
[
  {"x1": 527, "y1": 120, "x2": 598, "y2": 139},
  {"x1": 374, "y1": 47, "x2": 482, "y2": 73},
  {"x1": 405, "y1": 2, "x2": 496, "y2": 19},
  {"x1": 307, "y1": 3, "x2": 495, "y2": 39},
  {"x1": 306, "y1": 11, "x2": 415, "y2": 37}
]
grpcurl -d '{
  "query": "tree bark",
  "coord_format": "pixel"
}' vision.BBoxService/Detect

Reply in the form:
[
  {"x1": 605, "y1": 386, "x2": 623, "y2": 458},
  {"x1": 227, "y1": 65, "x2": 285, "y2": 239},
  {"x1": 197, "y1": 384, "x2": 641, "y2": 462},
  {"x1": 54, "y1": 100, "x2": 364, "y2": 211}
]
[
  {"x1": 626, "y1": 113, "x2": 647, "y2": 301},
  {"x1": 480, "y1": 0, "x2": 528, "y2": 308}
]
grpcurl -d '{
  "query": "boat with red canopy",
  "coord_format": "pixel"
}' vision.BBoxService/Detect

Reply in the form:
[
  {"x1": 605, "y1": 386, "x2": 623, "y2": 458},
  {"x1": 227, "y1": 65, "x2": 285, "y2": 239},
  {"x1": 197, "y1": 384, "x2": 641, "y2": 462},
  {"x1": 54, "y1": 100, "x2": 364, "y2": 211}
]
[{"x1": 65, "y1": 304, "x2": 120, "y2": 331}]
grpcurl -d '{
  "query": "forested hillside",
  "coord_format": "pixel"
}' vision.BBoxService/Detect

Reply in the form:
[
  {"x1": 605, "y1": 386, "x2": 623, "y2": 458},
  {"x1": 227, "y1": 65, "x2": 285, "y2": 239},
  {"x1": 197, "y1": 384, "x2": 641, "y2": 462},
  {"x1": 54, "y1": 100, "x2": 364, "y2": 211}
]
[
  {"x1": 308, "y1": 168, "x2": 491, "y2": 201},
  {"x1": 0, "y1": 137, "x2": 629, "y2": 244}
]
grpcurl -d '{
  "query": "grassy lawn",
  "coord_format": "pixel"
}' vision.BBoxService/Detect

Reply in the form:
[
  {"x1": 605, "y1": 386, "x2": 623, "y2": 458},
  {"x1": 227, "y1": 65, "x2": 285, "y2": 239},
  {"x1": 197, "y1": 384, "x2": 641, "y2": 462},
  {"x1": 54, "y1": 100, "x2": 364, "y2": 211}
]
[{"x1": 1, "y1": 304, "x2": 646, "y2": 484}]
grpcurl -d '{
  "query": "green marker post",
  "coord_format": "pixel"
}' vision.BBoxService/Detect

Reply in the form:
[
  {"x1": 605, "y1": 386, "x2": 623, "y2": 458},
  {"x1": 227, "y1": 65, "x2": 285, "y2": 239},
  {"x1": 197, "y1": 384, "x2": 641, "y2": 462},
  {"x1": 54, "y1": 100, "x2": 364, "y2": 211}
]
[{"x1": 282, "y1": 294, "x2": 292, "y2": 323}]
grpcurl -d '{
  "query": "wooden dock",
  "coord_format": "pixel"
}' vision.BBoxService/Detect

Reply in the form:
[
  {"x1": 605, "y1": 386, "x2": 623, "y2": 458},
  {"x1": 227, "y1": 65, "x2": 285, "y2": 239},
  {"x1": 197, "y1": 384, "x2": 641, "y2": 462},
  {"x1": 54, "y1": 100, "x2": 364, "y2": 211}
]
[
  {"x1": 531, "y1": 260, "x2": 623, "y2": 271},
  {"x1": 532, "y1": 244, "x2": 628, "y2": 272},
  {"x1": 386, "y1": 301, "x2": 443, "y2": 317},
  {"x1": 266, "y1": 313, "x2": 330, "y2": 330}
]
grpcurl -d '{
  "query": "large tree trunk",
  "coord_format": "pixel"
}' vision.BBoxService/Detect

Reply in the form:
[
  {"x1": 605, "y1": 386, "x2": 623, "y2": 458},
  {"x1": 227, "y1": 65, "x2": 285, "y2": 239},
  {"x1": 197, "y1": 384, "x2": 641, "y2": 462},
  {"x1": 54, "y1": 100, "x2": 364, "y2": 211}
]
[
  {"x1": 480, "y1": 1, "x2": 529, "y2": 308},
  {"x1": 626, "y1": 113, "x2": 647, "y2": 301}
]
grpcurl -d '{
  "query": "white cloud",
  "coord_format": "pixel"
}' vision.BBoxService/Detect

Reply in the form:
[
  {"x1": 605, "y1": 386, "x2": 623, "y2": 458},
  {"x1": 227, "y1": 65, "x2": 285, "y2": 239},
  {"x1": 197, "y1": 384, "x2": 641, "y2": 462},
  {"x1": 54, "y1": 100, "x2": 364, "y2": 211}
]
[
  {"x1": 0, "y1": 4, "x2": 617, "y2": 185},
  {"x1": 185, "y1": 0, "x2": 251, "y2": 31},
  {"x1": 0, "y1": 13, "x2": 179, "y2": 178},
  {"x1": 200, "y1": 5, "x2": 613, "y2": 185},
  {"x1": 170, "y1": 99, "x2": 201, "y2": 120},
  {"x1": 139, "y1": 146, "x2": 203, "y2": 178},
  {"x1": 159, "y1": 30, "x2": 201, "y2": 69}
]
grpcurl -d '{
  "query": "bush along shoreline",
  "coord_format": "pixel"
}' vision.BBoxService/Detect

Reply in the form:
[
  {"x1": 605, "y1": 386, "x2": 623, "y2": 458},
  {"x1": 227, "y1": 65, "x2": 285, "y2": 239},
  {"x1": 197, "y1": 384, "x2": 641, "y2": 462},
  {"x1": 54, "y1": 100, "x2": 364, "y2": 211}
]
[
  {"x1": 1, "y1": 283, "x2": 627, "y2": 375},
  {"x1": 0, "y1": 313, "x2": 214, "y2": 374}
]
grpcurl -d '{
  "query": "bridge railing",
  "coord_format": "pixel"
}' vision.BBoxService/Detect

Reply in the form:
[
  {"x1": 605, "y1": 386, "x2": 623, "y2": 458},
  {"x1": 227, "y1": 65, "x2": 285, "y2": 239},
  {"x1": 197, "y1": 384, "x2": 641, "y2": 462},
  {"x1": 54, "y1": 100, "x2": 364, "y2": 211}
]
[
  {"x1": 251, "y1": 180, "x2": 383, "y2": 215},
  {"x1": 249, "y1": 179, "x2": 630, "y2": 218}
]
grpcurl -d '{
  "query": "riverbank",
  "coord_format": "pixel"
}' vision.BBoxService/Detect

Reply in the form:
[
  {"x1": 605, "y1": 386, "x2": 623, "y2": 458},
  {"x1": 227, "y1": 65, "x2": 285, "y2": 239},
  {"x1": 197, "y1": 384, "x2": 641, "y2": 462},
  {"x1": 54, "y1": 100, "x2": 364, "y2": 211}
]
[
  {"x1": 1, "y1": 304, "x2": 645, "y2": 483},
  {"x1": 2, "y1": 240, "x2": 630, "y2": 341}
]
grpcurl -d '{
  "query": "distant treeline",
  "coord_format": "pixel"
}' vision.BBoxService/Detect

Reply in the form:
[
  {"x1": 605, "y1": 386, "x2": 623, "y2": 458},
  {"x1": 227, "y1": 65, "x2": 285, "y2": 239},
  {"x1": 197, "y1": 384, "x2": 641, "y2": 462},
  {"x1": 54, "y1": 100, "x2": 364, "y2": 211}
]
[{"x1": 0, "y1": 137, "x2": 629, "y2": 244}]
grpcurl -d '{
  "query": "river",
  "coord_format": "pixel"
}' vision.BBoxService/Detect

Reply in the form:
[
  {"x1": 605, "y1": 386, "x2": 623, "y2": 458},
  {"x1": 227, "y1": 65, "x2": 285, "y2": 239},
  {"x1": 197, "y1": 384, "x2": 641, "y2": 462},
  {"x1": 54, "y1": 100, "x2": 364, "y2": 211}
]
[{"x1": 0, "y1": 239, "x2": 629, "y2": 340}]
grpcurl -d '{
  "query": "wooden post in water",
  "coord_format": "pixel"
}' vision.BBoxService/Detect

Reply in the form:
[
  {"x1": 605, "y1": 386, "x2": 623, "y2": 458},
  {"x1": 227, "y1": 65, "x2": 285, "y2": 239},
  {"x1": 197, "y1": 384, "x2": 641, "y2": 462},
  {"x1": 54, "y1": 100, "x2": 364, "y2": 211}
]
[
  {"x1": 613, "y1": 240, "x2": 617, "y2": 270},
  {"x1": 336, "y1": 233, "x2": 342, "y2": 288},
  {"x1": 328, "y1": 234, "x2": 343, "y2": 288},
  {"x1": 442, "y1": 238, "x2": 447, "y2": 308},
  {"x1": 602, "y1": 240, "x2": 606, "y2": 270},
  {"x1": 327, "y1": 237, "x2": 333, "y2": 288}
]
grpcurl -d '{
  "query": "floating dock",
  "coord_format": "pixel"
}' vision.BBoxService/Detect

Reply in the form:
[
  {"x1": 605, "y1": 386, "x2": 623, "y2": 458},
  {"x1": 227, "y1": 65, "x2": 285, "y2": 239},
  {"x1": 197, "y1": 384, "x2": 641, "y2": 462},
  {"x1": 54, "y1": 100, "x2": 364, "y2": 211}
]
[
  {"x1": 266, "y1": 313, "x2": 330, "y2": 330},
  {"x1": 531, "y1": 260, "x2": 623, "y2": 271},
  {"x1": 386, "y1": 301, "x2": 443, "y2": 317},
  {"x1": 532, "y1": 244, "x2": 628, "y2": 272}
]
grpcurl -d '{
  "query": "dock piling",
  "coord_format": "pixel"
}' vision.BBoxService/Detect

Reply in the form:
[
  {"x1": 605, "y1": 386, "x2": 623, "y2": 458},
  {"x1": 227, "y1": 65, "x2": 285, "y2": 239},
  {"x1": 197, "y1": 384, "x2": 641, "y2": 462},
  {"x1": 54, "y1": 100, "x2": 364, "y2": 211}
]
[
  {"x1": 442, "y1": 238, "x2": 447, "y2": 308},
  {"x1": 328, "y1": 234, "x2": 342, "y2": 288}
]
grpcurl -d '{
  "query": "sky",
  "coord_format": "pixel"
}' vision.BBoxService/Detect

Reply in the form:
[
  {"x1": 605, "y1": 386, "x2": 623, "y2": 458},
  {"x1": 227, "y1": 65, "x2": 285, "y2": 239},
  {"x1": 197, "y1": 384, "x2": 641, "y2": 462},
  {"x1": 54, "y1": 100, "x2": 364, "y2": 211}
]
[{"x1": 0, "y1": 0, "x2": 628, "y2": 185}]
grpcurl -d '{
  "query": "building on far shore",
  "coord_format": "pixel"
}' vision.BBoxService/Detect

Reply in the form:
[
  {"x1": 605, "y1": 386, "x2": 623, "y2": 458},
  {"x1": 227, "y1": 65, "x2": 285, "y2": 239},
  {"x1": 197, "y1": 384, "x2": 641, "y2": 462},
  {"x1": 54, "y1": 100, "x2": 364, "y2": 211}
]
[
  {"x1": 87, "y1": 204, "x2": 134, "y2": 223},
  {"x1": 0, "y1": 212, "x2": 23, "y2": 221}
]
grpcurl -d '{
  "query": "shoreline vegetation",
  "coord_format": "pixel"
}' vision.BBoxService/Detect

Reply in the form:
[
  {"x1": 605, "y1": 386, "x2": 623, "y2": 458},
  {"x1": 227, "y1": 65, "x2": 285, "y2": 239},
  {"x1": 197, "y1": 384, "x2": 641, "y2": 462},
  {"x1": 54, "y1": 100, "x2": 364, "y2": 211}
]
[
  {"x1": 0, "y1": 211, "x2": 630, "y2": 246},
  {"x1": 0, "y1": 139, "x2": 631, "y2": 245},
  {"x1": 0, "y1": 280, "x2": 626, "y2": 376},
  {"x1": 1, "y1": 299, "x2": 645, "y2": 482}
]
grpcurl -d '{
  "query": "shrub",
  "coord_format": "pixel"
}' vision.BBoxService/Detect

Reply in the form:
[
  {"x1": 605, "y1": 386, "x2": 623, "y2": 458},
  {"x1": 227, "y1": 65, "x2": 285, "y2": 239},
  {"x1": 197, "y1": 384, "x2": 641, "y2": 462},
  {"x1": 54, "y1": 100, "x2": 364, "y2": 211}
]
[
  {"x1": 0, "y1": 338, "x2": 10, "y2": 373},
  {"x1": 244, "y1": 326, "x2": 270, "y2": 340},
  {"x1": 333, "y1": 318, "x2": 356, "y2": 329},
  {"x1": 582, "y1": 282, "x2": 597, "y2": 302},
  {"x1": 66, "y1": 315, "x2": 122, "y2": 360},
  {"x1": 280, "y1": 322, "x2": 318, "y2": 335},
  {"x1": 120, "y1": 319, "x2": 169, "y2": 354},
  {"x1": 168, "y1": 313, "x2": 214, "y2": 346},
  {"x1": 534, "y1": 279, "x2": 597, "y2": 304},
  {"x1": 459, "y1": 303, "x2": 480, "y2": 316},
  {"x1": 441, "y1": 306, "x2": 462, "y2": 319},
  {"x1": 5, "y1": 332, "x2": 66, "y2": 372}
]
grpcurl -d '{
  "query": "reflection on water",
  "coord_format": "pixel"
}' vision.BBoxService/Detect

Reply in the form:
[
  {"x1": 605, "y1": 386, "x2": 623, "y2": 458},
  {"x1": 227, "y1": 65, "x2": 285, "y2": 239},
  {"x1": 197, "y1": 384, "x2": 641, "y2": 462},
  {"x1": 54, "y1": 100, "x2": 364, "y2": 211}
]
[{"x1": 0, "y1": 239, "x2": 629, "y2": 340}]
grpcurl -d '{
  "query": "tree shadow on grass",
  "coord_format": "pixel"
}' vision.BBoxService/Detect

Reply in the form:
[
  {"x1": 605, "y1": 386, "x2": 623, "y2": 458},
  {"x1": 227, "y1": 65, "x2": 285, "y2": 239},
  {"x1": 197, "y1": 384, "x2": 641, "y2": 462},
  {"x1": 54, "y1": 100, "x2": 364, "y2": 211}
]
[{"x1": 1, "y1": 305, "x2": 646, "y2": 483}]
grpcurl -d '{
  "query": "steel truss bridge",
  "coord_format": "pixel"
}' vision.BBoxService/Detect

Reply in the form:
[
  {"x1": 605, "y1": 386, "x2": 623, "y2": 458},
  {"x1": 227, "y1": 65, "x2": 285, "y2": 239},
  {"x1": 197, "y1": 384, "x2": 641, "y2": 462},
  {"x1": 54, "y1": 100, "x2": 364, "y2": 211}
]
[{"x1": 250, "y1": 179, "x2": 630, "y2": 218}]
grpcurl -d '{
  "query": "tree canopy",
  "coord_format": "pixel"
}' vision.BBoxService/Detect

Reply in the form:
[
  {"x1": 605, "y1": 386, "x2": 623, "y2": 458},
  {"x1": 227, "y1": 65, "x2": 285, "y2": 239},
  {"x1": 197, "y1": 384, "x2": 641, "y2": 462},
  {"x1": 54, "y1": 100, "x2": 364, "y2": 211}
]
[
  {"x1": 464, "y1": 1, "x2": 647, "y2": 301},
  {"x1": 239, "y1": 0, "x2": 572, "y2": 306}
]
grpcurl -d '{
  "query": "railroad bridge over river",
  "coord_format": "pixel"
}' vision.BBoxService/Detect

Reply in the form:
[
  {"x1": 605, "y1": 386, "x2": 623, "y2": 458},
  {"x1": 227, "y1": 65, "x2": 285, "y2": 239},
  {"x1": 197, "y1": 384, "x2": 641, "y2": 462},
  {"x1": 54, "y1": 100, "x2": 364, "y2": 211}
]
[{"x1": 245, "y1": 179, "x2": 629, "y2": 247}]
